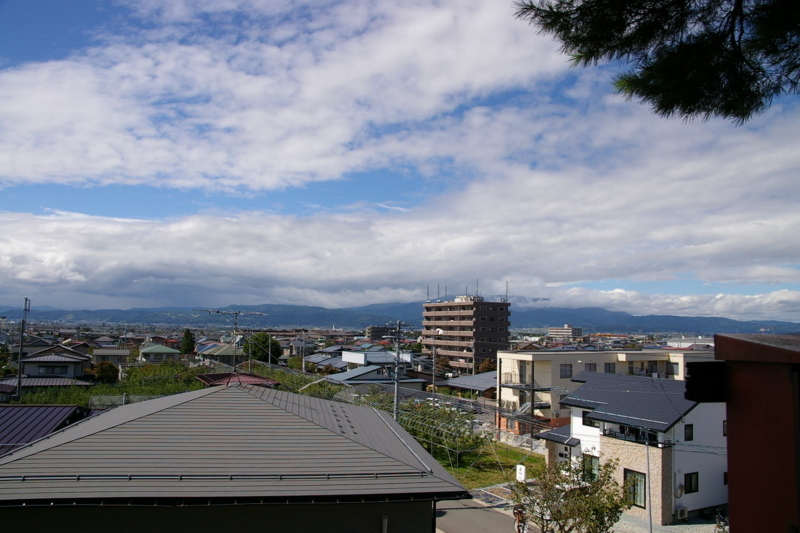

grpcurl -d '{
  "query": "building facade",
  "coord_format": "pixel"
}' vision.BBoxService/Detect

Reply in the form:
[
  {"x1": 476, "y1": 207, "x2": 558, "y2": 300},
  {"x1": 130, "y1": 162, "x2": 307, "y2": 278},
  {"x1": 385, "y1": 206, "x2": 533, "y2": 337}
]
[
  {"x1": 547, "y1": 324, "x2": 583, "y2": 340},
  {"x1": 496, "y1": 348, "x2": 715, "y2": 434},
  {"x1": 421, "y1": 296, "x2": 510, "y2": 373}
]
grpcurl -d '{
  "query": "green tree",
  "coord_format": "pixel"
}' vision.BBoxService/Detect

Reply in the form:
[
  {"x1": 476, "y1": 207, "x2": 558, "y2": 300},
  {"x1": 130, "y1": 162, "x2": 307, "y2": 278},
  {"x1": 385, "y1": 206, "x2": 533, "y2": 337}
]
[
  {"x1": 478, "y1": 358, "x2": 497, "y2": 373},
  {"x1": 510, "y1": 457, "x2": 631, "y2": 533},
  {"x1": 93, "y1": 361, "x2": 119, "y2": 384},
  {"x1": 180, "y1": 329, "x2": 196, "y2": 355},
  {"x1": 243, "y1": 332, "x2": 282, "y2": 364},
  {"x1": 515, "y1": 0, "x2": 800, "y2": 123}
]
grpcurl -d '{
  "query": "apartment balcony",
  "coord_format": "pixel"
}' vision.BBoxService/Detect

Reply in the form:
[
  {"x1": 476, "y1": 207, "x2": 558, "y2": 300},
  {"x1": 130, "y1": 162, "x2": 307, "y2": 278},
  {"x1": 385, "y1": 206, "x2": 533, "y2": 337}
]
[
  {"x1": 422, "y1": 310, "x2": 475, "y2": 317},
  {"x1": 501, "y1": 372, "x2": 551, "y2": 391},
  {"x1": 602, "y1": 428, "x2": 675, "y2": 449},
  {"x1": 423, "y1": 319, "x2": 475, "y2": 327}
]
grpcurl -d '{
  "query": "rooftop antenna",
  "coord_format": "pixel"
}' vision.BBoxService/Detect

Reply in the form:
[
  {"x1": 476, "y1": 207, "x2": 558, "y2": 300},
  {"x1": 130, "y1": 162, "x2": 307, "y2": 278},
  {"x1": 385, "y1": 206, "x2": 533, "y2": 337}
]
[
  {"x1": 476, "y1": 279, "x2": 480, "y2": 297},
  {"x1": 503, "y1": 281, "x2": 509, "y2": 303},
  {"x1": 193, "y1": 308, "x2": 266, "y2": 372},
  {"x1": 437, "y1": 283, "x2": 440, "y2": 301},
  {"x1": 444, "y1": 285, "x2": 447, "y2": 300},
  {"x1": 426, "y1": 285, "x2": 430, "y2": 303},
  {"x1": 15, "y1": 298, "x2": 31, "y2": 400}
]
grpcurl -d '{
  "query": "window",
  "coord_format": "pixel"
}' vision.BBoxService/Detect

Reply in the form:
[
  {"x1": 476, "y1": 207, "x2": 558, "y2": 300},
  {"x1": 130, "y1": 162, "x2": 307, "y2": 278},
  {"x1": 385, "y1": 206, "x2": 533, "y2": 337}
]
[
  {"x1": 39, "y1": 366, "x2": 68, "y2": 375},
  {"x1": 684, "y1": 472, "x2": 699, "y2": 493},
  {"x1": 498, "y1": 327, "x2": 505, "y2": 331},
  {"x1": 488, "y1": 306, "x2": 494, "y2": 310},
  {"x1": 604, "y1": 362, "x2": 616, "y2": 374},
  {"x1": 480, "y1": 317, "x2": 487, "y2": 321},
  {"x1": 507, "y1": 418, "x2": 516, "y2": 430},
  {"x1": 684, "y1": 424, "x2": 694, "y2": 442},
  {"x1": 584, "y1": 363, "x2": 596, "y2": 372},
  {"x1": 628, "y1": 361, "x2": 634, "y2": 374},
  {"x1": 560, "y1": 363, "x2": 573, "y2": 379},
  {"x1": 499, "y1": 317, "x2": 506, "y2": 321},
  {"x1": 667, "y1": 362, "x2": 679, "y2": 376},
  {"x1": 480, "y1": 306, "x2": 487, "y2": 311},
  {"x1": 582, "y1": 410, "x2": 598, "y2": 428},
  {"x1": 480, "y1": 327, "x2": 486, "y2": 331},
  {"x1": 624, "y1": 469, "x2": 646, "y2": 508},
  {"x1": 480, "y1": 337, "x2": 487, "y2": 342},
  {"x1": 582, "y1": 455, "x2": 600, "y2": 481},
  {"x1": 723, "y1": 420, "x2": 727, "y2": 436},
  {"x1": 647, "y1": 361, "x2": 658, "y2": 374}
]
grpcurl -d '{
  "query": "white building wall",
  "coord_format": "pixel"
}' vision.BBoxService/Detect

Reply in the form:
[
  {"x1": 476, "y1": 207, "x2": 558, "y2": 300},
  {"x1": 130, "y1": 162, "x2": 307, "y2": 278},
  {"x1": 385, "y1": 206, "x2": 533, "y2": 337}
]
[{"x1": 672, "y1": 403, "x2": 728, "y2": 512}]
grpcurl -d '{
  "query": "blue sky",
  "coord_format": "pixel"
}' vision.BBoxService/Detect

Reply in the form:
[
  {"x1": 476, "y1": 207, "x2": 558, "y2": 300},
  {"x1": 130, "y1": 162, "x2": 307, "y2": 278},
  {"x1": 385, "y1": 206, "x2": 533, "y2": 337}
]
[{"x1": 1, "y1": 0, "x2": 799, "y2": 321}]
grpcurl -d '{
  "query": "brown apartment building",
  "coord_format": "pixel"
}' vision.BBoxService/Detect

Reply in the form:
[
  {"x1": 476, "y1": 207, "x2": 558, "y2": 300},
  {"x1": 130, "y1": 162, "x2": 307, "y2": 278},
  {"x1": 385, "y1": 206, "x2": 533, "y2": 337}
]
[{"x1": 421, "y1": 295, "x2": 510, "y2": 373}]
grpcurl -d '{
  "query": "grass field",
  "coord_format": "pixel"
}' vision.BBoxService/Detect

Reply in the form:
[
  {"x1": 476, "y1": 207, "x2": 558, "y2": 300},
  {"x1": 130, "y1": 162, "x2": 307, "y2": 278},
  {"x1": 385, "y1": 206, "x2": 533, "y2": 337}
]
[{"x1": 438, "y1": 441, "x2": 545, "y2": 489}]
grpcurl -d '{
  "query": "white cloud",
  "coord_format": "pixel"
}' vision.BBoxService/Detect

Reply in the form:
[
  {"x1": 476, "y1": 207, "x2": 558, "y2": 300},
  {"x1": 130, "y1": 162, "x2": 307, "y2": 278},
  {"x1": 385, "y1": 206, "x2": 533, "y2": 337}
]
[{"x1": 0, "y1": 0, "x2": 798, "y2": 323}]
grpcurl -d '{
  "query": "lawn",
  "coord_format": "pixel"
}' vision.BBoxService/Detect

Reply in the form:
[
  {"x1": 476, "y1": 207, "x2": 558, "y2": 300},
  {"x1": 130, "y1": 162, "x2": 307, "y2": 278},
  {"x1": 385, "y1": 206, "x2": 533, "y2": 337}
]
[{"x1": 437, "y1": 441, "x2": 545, "y2": 490}]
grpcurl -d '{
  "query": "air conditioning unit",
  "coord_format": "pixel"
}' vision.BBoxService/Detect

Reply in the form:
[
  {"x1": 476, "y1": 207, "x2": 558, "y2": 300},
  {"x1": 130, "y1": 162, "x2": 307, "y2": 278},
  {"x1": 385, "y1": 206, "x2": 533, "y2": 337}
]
[
  {"x1": 552, "y1": 411, "x2": 560, "y2": 418},
  {"x1": 675, "y1": 508, "x2": 688, "y2": 520}
]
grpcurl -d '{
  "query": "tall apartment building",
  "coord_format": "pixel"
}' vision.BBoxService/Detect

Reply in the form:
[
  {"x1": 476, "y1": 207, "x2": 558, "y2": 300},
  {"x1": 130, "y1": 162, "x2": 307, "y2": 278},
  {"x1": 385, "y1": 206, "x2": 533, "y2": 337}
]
[
  {"x1": 365, "y1": 325, "x2": 391, "y2": 341},
  {"x1": 421, "y1": 295, "x2": 510, "y2": 373},
  {"x1": 547, "y1": 323, "x2": 583, "y2": 340}
]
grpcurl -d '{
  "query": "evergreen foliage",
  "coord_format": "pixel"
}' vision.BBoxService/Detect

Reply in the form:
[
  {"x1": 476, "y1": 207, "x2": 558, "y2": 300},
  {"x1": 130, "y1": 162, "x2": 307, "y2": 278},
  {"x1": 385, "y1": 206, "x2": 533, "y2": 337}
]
[{"x1": 516, "y1": 0, "x2": 800, "y2": 122}]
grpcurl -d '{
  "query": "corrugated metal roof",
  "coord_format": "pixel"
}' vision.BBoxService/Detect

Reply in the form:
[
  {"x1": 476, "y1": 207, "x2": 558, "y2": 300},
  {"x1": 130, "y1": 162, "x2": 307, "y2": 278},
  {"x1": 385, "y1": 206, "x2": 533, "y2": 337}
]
[
  {"x1": 196, "y1": 372, "x2": 279, "y2": 388},
  {"x1": 0, "y1": 377, "x2": 94, "y2": 388},
  {"x1": 20, "y1": 353, "x2": 89, "y2": 363},
  {"x1": 0, "y1": 385, "x2": 468, "y2": 505},
  {"x1": 447, "y1": 371, "x2": 497, "y2": 392},
  {"x1": 0, "y1": 405, "x2": 82, "y2": 456}
]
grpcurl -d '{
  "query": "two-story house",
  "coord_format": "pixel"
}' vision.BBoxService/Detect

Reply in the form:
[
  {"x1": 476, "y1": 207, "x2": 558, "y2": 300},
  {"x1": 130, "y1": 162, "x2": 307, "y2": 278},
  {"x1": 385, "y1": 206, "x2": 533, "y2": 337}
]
[{"x1": 534, "y1": 372, "x2": 727, "y2": 525}]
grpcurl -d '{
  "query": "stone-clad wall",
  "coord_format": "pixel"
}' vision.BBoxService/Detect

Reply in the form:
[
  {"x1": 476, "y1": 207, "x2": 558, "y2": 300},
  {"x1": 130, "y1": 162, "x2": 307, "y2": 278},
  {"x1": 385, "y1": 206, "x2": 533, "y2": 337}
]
[{"x1": 600, "y1": 436, "x2": 674, "y2": 525}]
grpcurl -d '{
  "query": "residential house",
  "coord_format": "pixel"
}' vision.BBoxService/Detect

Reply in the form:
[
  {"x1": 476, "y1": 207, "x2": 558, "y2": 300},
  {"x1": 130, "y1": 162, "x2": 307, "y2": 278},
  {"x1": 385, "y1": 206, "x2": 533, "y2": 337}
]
[
  {"x1": 535, "y1": 372, "x2": 727, "y2": 525},
  {"x1": 0, "y1": 405, "x2": 90, "y2": 455},
  {"x1": 445, "y1": 370, "x2": 497, "y2": 400},
  {"x1": 327, "y1": 365, "x2": 427, "y2": 390},
  {"x1": 19, "y1": 345, "x2": 92, "y2": 379},
  {"x1": 0, "y1": 385, "x2": 469, "y2": 531},
  {"x1": 139, "y1": 344, "x2": 182, "y2": 364},
  {"x1": 92, "y1": 349, "x2": 131, "y2": 367}
]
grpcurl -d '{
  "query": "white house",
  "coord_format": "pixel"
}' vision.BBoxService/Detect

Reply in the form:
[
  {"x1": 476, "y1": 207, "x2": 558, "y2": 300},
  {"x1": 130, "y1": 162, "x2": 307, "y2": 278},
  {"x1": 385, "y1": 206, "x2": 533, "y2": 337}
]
[{"x1": 535, "y1": 372, "x2": 727, "y2": 525}]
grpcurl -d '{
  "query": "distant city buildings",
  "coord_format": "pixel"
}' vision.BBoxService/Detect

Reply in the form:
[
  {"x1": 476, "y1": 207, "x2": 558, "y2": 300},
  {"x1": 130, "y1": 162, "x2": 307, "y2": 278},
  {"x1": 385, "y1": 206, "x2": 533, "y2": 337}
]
[
  {"x1": 547, "y1": 323, "x2": 583, "y2": 341},
  {"x1": 420, "y1": 295, "x2": 510, "y2": 373}
]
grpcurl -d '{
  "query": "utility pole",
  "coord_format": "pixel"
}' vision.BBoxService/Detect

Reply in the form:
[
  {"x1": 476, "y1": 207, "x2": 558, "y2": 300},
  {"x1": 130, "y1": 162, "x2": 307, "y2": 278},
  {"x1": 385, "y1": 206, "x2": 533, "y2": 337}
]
[
  {"x1": 15, "y1": 298, "x2": 30, "y2": 401},
  {"x1": 386, "y1": 320, "x2": 410, "y2": 421}
]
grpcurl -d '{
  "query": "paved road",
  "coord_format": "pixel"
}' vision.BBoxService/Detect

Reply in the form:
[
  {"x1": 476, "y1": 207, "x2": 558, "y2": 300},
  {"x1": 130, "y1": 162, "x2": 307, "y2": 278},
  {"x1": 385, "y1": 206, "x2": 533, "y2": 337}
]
[{"x1": 436, "y1": 498, "x2": 525, "y2": 533}]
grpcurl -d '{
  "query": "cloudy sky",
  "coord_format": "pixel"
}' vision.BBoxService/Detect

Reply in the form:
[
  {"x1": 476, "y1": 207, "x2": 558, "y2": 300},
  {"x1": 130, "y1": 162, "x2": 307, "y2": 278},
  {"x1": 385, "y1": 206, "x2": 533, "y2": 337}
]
[{"x1": 0, "y1": 0, "x2": 798, "y2": 321}]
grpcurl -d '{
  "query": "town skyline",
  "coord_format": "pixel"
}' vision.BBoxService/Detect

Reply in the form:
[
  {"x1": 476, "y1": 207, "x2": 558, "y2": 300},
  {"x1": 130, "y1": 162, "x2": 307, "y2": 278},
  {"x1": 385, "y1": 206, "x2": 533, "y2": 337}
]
[{"x1": 1, "y1": 0, "x2": 798, "y2": 321}]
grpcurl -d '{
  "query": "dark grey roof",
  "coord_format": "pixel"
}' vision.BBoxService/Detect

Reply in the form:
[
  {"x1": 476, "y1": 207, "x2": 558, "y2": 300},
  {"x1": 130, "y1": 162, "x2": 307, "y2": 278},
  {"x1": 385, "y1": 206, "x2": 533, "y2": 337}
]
[
  {"x1": 534, "y1": 424, "x2": 580, "y2": 447},
  {"x1": 20, "y1": 353, "x2": 89, "y2": 363},
  {"x1": 0, "y1": 377, "x2": 94, "y2": 388},
  {"x1": 562, "y1": 372, "x2": 697, "y2": 432},
  {"x1": 446, "y1": 371, "x2": 496, "y2": 392},
  {"x1": 0, "y1": 385, "x2": 468, "y2": 505},
  {"x1": 0, "y1": 405, "x2": 83, "y2": 456}
]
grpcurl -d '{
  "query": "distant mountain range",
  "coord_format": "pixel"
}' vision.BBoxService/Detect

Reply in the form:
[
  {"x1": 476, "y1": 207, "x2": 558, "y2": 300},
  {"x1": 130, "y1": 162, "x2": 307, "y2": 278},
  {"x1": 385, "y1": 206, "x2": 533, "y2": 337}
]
[{"x1": 0, "y1": 302, "x2": 798, "y2": 334}]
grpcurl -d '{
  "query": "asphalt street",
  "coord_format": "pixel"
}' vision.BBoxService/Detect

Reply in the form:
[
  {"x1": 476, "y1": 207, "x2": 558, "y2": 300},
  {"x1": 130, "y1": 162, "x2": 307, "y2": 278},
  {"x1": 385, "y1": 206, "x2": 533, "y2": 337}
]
[{"x1": 435, "y1": 498, "x2": 527, "y2": 533}]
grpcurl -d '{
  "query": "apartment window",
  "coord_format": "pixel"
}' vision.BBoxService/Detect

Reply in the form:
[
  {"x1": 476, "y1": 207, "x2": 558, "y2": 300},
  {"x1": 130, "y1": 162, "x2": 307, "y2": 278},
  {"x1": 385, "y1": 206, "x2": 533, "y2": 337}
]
[
  {"x1": 584, "y1": 363, "x2": 597, "y2": 372},
  {"x1": 480, "y1": 306, "x2": 487, "y2": 311},
  {"x1": 480, "y1": 327, "x2": 487, "y2": 331},
  {"x1": 498, "y1": 327, "x2": 505, "y2": 332},
  {"x1": 499, "y1": 317, "x2": 506, "y2": 322},
  {"x1": 684, "y1": 424, "x2": 694, "y2": 442},
  {"x1": 604, "y1": 362, "x2": 616, "y2": 374},
  {"x1": 488, "y1": 306, "x2": 494, "y2": 310},
  {"x1": 507, "y1": 418, "x2": 516, "y2": 430},
  {"x1": 560, "y1": 363, "x2": 573, "y2": 379},
  {"x1": 489, "y1": 338, "x2": 495, "y2": 343},
  {"x1": 723, "y1": 420, "x2": 727, "y2": 436},
  {"x1": 582, "y1": 410, "x2": 598, "y2": 428},
  {"x1": 480, "y1": 348, "x2": 487, "y2": 353},
  {"x1": 480, "y1": 317, "x2": 487, "y2": 321},
  {"x1": 559, "y1": 394, "x2": 568, "y2": 408},
  {"x1": 480, "y1": 337, "x2": 487, "y2": 342},
  {"x1": 488, "y1": 327, "x2": 495, "y2": 332},
  {"x1": 624, "y1": 469, "x2": 646, "y2": 508},
  {"x1": 684, "y1": 472, "x2": 699, "y2": 493}
]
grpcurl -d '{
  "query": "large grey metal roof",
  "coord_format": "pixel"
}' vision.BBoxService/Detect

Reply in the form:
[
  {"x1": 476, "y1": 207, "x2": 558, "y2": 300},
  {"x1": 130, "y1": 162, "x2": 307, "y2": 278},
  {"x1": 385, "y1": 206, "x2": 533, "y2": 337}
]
[
  {"x1": 561, "y1": 372, "x2": 697, "y2": 432},
  {"x1": 446, "y1": 371, "x2": 497, "y2": 392},
  {"x1": 0, "y1": 385, "x2": 468, "y2": 505},
  {"x1": 0, "y1": 405, "x2": 82, "y2": 456}
]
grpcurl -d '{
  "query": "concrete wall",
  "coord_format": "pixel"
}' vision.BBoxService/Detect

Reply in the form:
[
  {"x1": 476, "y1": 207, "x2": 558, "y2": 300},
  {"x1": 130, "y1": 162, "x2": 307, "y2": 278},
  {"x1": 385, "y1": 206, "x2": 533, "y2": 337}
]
[{"x1": 601, "y1": 436, "x2": 674, "y2": 525}]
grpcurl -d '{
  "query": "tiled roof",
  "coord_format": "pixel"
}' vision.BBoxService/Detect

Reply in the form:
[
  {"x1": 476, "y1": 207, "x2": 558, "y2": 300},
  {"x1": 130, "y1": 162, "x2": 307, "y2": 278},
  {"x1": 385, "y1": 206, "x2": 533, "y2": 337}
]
[
  {"x1": 0, "y1": 385, "x2": 469, "y2": 505},
  {"x1": 562, "y1": 372, "x2": 697, "y2": 432},
  {"x1": 140, "y1": 344, "x2": 181, "y2": 354}
]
